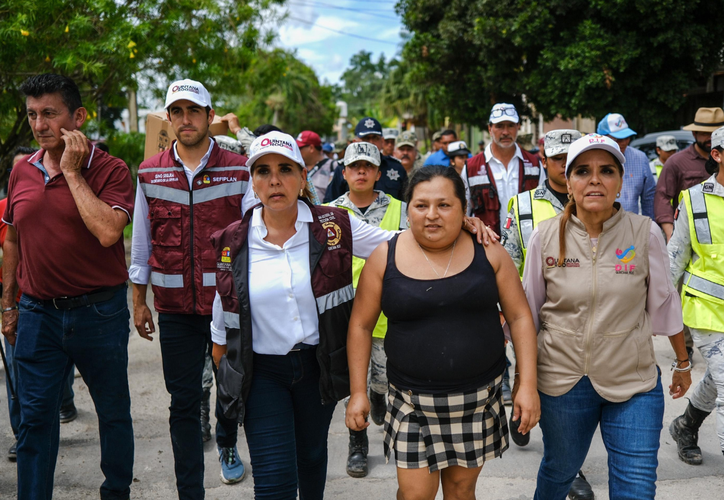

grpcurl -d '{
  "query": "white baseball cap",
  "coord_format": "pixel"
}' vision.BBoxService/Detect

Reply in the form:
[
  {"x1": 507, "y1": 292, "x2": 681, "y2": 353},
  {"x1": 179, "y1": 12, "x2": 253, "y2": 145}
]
[
  {"x1": 489, "y1": 103, "x2": 520, "y2": 124},
  {"x1": 565, "y1": 134, "x2": 626, "y2": 177},
  {"x1": 344, "y1": 142, "x2": 381, "y2": 167},
  {"x1": 712, "y1": 126, "x2": 724, "y2": 150},
  {"x1": 165, "y1": 79, "x2": 212, "y2": 110},
  {"x1": 246, "y1": 131, "x2": 304, "y2": 169}
]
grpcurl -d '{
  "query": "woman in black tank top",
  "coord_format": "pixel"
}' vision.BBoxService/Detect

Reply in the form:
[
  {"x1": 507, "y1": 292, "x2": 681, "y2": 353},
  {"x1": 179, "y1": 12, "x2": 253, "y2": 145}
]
[{"x1": 346, "y1": 166, "x2": 540, "y2": 499}]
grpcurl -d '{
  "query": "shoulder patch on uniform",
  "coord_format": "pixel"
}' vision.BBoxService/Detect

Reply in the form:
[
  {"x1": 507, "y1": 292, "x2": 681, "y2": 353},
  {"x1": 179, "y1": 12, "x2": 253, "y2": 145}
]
[
  {"x1": 703, "y1": 182, "x2": 714, "y2": 193},
  {"x1": 534, "y1": 188, "x2": 546, "y2": 198}
]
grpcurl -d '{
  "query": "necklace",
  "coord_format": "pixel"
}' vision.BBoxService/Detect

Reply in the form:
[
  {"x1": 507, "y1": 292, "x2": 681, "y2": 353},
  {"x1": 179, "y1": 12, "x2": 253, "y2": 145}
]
[{"x1": 417, "y1": 238, "x2": 457, "y2": 279}]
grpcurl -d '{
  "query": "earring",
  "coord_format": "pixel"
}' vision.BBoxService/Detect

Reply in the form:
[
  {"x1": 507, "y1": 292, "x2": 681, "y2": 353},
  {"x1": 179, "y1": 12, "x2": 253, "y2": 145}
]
[
  {"x1": 253, "y1": 191, "x2": 258, "y2": 199},
  {"x1": 616, "y1": 192, "x2": 621, "y2": 199},
  {"x1": 567, "y1": 193, "x2": 572, "y2": 200},
  {"x1": 300, "y1": 188, "x2": 304, "y2": 197}
]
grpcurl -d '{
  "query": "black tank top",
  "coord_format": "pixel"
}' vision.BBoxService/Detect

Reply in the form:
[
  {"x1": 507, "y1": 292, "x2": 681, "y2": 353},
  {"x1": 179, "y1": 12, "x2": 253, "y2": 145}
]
[{"x1": 381, "y1": 233, "x2": 506, "y2": 394}]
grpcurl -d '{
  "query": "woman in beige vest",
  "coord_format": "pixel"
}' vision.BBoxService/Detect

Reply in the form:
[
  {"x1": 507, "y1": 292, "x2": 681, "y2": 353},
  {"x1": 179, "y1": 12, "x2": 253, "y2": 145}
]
[{"x1": 521, "y1": 134, "x2": 692, "y2": 500}]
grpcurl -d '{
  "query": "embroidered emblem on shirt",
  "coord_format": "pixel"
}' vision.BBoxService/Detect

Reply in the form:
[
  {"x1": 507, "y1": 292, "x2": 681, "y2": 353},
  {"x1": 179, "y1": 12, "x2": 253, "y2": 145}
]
[
  {"x1": 221, "y1": 246, "x2": 232, "y2": 263},
  {"x1": 546, "y1": 256, "x2": 580, "y2": 268},
  {"x1": 703, "y1": 183, "x2": 714, "y2": 193},
  {"x1": 322, "y1": 221, "x2": 342, "y2": 246},
  {"x1": 386, "y1": 169, "x2": 400, "y2": 181},
  {"x1": 615, "y1": 245, "x2": 635, "y2": 264},
  {"x1": 203, "y1": 174, "x2": 211, "y2": 184}
]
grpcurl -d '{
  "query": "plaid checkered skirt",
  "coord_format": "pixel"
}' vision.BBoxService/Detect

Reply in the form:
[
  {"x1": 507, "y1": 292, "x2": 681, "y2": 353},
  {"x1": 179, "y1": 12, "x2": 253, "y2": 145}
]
[{"x1": 383, "y1": 374, "x2": 508, "y2": 471}]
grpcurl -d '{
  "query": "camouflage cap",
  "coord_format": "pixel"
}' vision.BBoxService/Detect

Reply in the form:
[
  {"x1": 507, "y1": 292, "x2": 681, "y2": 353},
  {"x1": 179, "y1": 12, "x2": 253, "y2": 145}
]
[
  {"x1": 711, "y1": 126, "x2": 724, "y2": 150},
  {"x1": 432, "y1": 130, "x2": 443, "y2": 142},
  {"x1": 544, "y1": 129, "x2": 583, "y2": 157},
  {"x1": 655, "y1": 135, "x2": 679, "y2": 152},
  {"x1": 383, "y1": 128, "x2": 399, "y2": 140},
  {"x1": 396, "y1": 130, "x2": 417, "y2": 148}
]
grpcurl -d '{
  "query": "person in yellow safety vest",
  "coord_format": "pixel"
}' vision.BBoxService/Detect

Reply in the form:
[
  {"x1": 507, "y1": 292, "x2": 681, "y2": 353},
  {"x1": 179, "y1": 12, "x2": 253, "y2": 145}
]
[
  {"x1": 501, "y1": 129, "x2": 595, "y2": 500},
  {"x1": 649, "y1": 135, "x2": 679, "y2": 181},
  {"x1": 503, "y1": 129, "x2": 582, "y2": 277},
  {"x1": 325, "y1": 141, "x2": 407, "y2": 479},
  {"x1": 667, "y1": 124, "x2": 724, "y2": 466}
]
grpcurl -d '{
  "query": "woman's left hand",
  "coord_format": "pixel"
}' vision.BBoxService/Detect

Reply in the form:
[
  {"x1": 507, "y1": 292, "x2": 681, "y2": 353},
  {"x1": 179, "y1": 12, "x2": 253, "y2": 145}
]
[
  {"x1": 511, "y1": 383, "x2": 540, "y2": 435},
  {"x1": 463, "y1": 216, "x2": 499, "y2": 246},
  {"x1": 670, "y1": 369, "x2": 692, "y2": 399}
]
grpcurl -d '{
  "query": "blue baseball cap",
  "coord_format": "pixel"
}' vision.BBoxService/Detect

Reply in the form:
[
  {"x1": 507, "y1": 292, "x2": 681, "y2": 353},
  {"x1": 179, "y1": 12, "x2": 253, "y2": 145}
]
[
  {"x1": 322, "y1": 143, "x2": 334, "y2": 153},
  {"x1": 354, "y1": 117, "x2": 383, "y2": 137},
  {"x1": 597, "y1": 113, "x2": 636, "y2": 139}
]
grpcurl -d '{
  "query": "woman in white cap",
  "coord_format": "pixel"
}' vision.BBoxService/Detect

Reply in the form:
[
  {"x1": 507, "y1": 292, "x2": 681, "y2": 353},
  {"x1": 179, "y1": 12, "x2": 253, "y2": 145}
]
[
  {"x1": 209, "y1": 132, "x2": 493, "y2": 499},
  {"x1": 522, "y1": 134, "x2": 692, "y2": 499},
  {"x1": 347, "y1": 165, "x2": 540, "y2": 500}
]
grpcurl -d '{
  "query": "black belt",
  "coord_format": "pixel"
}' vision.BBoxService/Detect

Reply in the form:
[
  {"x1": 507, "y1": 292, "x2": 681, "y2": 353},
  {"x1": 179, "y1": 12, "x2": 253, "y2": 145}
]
[
  {"x1": 37, "y1": 283, "x2": 127, "y2": 310},
  {"x1": 290, "y1": 342, "x2": 316, "y2": 352}
]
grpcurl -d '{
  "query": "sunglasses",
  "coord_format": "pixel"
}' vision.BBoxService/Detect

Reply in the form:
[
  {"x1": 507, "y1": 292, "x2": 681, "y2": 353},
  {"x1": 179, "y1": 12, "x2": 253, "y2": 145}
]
[{"x1": 491, "y1": 107, "x2": 517, "y2": 118}]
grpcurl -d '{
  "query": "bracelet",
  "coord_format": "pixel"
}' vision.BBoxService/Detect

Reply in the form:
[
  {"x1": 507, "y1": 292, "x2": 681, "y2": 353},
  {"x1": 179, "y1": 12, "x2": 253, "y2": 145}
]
[
  {"x1": 671, "y1": 360, "x2": 692, "y2": 372},
  {"x1": 1, "y1": 306, "x2": 18, "y2": 313}
]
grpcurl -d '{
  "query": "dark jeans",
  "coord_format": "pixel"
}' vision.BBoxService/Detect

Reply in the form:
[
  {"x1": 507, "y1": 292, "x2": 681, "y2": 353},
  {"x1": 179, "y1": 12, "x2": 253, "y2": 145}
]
[
  {"x1": 244, "y1": 348, "x2": 337, "y2": 500},
  {"x1": 15, "y1": 288, "x2": 134, "y2": 500},
  {"x1": 62, "y1": 365, "x2": 75, "y2": 408},
  {"x1": 4, "y1": 338, "x2": 20, "y2": 437},
  {"x1": 534, "y1": 375, "x2": 664, "y2": 500},
  {"x1": 157, "y1": 313, "x2": 239, "y2": 500}
]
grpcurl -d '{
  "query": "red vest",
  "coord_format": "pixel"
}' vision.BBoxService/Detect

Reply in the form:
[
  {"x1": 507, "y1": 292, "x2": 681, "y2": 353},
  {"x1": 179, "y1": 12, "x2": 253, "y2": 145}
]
[
  {"x1": 211, "y1": 201, "x2": 354, "y2": 421},
  {"x1": 466, "y1": 149, "x2": 541, "y2": 235},
  {"x1": 138, "y1": 141, "x2": 249, "y2": 315}
]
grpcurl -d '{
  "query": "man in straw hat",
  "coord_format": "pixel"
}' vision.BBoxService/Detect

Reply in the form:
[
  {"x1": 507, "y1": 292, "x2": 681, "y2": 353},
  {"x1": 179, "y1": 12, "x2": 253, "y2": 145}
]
[{"x1": 655, "y1": 107, "x2": 724, "y2": 242}]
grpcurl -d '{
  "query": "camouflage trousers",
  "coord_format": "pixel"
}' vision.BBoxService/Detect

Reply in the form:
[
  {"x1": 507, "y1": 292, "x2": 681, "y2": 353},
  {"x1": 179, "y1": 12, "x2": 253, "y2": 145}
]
[{"x1": 689, "y1": 327, "x2": 724, "y2": 451}]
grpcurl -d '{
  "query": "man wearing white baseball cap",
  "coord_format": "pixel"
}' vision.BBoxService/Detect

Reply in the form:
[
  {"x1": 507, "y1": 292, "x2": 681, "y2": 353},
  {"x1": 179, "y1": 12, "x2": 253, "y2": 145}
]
[
  {"x1": 131, "y1": 78, "x2": 249, "y2": 495},
  {"x1": 650, "y1": 135, "x2": 679, "y2": 180},
  {"x1": 596, "y1": 112, "x2": 656, "y2": 218},
  {"x1": 523, "y1": 133, "x2": 690, "y2": 499}
]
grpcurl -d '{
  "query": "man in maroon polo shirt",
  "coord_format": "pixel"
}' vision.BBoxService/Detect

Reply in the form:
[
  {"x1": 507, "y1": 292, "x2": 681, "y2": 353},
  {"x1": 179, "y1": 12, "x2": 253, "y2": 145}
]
[{"x1": 1, "y1": 74, "x2": 134, "y2": 500}]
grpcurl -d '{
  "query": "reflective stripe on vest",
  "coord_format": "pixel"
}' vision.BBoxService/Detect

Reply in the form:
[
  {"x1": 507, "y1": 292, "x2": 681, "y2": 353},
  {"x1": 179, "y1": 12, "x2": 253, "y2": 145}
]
[
  {"x1": 524, "y1": 166, "x2": 540, "y2": 178},
  {"x1": 203, "y1": 273, "x2": 216, "y2": 287},
  {"x1": 151, "y1": 271, "x2": 184, "y2": 288},
  {"x1": 316, "y1": 283, "x2": 354, "y2": 314},
  {"x1": 689, "y1": 187, "x2": 712, "y2": 245},
  {"x1": 224, "y1": 310, "x2": 240, "y2": 329},
  {"x1": 517, "y1": 192, "x2": 534, "y2": 250},
  {"x1": 681, "y1": 185, "x2": 724, "y2": 331},
  {"x1": 683, "y1": 271, "x2": 724, "y2": 301},
  {"x1": 140, "y1": 180, "x2": 248, "y2": 205},
  {"x1": 468, "y1": 173, "x2": 490, "y2": 187}
]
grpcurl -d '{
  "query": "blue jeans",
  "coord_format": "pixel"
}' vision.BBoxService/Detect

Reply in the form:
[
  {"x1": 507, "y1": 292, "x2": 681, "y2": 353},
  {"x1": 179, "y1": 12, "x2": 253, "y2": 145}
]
[
  {"x1": 534, "y1": 375, "x2": 664, "y2": 500},
  {"x1": 15, "y1": 288, "x2": 134, "y2": 500},
  {"x1": 157, "y1": 313, "x2": 239, "y2": 500},
  {"x1": 4, "y1": 338, "x2": 20, "y2": 437},
  {"x1": 244, "y1": 348, "x2": 337, "y2": 500}
]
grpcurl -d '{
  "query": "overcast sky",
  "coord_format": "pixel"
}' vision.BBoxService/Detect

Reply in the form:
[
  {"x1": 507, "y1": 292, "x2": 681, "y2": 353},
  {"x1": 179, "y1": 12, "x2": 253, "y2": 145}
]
[{"x1": 275, "y1": 0, "x2": 405, "y2": 84}]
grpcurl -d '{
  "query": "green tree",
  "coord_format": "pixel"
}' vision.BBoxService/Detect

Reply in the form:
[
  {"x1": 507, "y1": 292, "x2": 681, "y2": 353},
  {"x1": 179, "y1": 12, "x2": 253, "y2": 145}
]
[
  {"x1": 0, "y1": 0, "x2": 283, "y2": 175},
  {"x1": 334, "y1": 50, "x2": 391, "y2": 124},
  {"x1": 397, "y1": 0, "x2": 724, "y2": 131},
  {"x1": 234, "y1": 49, "x2": 337, "y2": 135}
]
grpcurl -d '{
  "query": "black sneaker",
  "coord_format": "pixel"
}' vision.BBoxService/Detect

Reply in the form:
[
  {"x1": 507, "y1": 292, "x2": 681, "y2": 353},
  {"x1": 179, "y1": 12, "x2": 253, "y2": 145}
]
[
  {"x1": 8, "y1": 441, "x2": 17, "y2": 462},
  {"x1": 59, "y1": 403, "x2": 78, "y2": 424}
]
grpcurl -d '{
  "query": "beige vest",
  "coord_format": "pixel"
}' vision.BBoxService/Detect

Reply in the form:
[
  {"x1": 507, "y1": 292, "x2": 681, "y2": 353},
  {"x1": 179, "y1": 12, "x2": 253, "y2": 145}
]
[{"x1": 536, "y1": 208, "x2": 655, "y2": 403}]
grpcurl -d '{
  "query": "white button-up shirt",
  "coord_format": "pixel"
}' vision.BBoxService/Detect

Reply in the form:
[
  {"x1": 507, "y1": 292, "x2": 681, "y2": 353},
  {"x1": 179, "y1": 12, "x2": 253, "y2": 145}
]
[
  {"x1": 211, "y1": 200, "x2": 393, "y2": 354},
  {"x1": 484, "y1": 143, "x2": 525, "y2": 228}
]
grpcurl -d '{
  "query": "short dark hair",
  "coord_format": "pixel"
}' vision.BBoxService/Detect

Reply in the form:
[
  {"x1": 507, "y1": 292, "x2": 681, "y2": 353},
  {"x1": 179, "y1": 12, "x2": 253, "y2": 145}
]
[
  {"x1": 20, "y1": 74, "x2": 83, "y2": 113},
  {"x1": 13, "y1": 146, "x2": 38, "y2": 157},
  {"x1": 440, "y1": 129, "x2": 457, "y2": 139},
  {"x1": 405, "y1": 165, "x2": 467, "y2": 213},
  {"x1": 254, "y1": 124, "x2": 282, "y2": 136}
]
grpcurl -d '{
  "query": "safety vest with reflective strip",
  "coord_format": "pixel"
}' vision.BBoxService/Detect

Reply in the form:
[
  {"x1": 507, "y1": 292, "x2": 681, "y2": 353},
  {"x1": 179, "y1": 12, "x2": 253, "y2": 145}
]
[
  {"x1": 138, "y1": 141, "x2": 249, "y2": 315},
  {"x1": 211, "y1": 201, "x2": 354, "y2": 422},
  {"x1": 508, "y1": 189, "x2": 559, "y2": 277},
  {"x1": 466, "y1": 149, "x2": 541, "y2": 236},
  {"x1": 680, "y1": 181, "x2": 724, "y2": 331},
  {"x1": 338, "y1": 195, "x2": 405, "y2": 339}
]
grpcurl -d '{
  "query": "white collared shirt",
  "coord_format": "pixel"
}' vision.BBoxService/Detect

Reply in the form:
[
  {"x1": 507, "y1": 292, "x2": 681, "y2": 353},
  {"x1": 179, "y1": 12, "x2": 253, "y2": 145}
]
[
  {"x1": 484, "y1": 143, "x2": 525, "y2": 227},
  {"x1": 210, "y1": 200, "x2": 394, "y2": 353}
]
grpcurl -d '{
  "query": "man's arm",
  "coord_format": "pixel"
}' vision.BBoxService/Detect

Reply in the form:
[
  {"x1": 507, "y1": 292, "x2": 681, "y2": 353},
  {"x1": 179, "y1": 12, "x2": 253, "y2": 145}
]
[
  {"x1": 654, "y1": 159, "x2": 678, "y2": 234},
  {"x1": 129, "y1": 181, "x2": 155, "y2": 340},
  {"x1": 1, "y1": 226, "x2": 20, "y2": 345},
  {"x1": 640, "y1": 160, "x2": 656, "y2": 218},
  {"x1": 60, "y1": 129, "x2": 129, "y2": 247}
]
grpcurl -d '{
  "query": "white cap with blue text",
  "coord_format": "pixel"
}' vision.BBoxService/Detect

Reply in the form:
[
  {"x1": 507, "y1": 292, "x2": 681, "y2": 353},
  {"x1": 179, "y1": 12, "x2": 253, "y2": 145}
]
[
  {"x1": 344, "y1": 142, "x2": 381, "y2": 167},
  {"x1": 489, "y1": 103, "x2": 520, "y2": 124},
  {"x1": 165, "y1": 79, "x2": 212, "y2": 110},
  {"x1": 544, "y1": 129, "x2": 583, "y2": 157},
  {"x1": 596, "y1": 113, "x2": 636, "y2": 139},
  {"x1": 246, "y1": 131, "x2": 304, "y2": 169},
  {"x1": 565, "y1": 134, "x2": 626, "y2": 177}
]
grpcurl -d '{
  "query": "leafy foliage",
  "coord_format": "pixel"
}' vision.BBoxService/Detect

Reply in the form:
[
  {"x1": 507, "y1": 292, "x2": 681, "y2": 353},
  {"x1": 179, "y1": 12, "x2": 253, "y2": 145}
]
[{"x1": 397, "y1": 0, "x2": 724, "y2": 131}]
